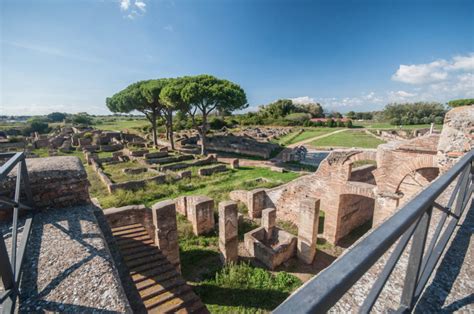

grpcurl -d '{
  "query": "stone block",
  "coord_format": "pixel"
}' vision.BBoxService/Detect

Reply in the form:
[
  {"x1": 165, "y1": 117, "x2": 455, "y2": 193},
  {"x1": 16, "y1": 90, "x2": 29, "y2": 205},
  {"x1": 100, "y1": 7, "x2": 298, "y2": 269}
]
[
  {"x1": 187, "y1": 196, "x2": 215, "y2": 236},
  {"x1": 218, "y1": 201, "x2": 239, "y2": 263},
  {"x1": 175, "y1": 196, "x2": 188, "y2": 216},
  {"x1": 297, "y1": 197, "x2": 320, "y2": 264},
  {"x1": 247, "y1": 188, "x2": 267, "y2": 219},
  {"x1": 152, "y1": 200, "x2": 181, "y2": 272},
  {"x1": 261, "y1": 208, "x2": 276, "y2": 240},
  {"x1": 198, "y1": 164, "x2": 228, "y2": 176},
  {"x1": 177, "y1": 170, "x2": 192, "y2": 179},
  {"x1": 230, "y1": 158, "x2": 239, "y2": 169}
]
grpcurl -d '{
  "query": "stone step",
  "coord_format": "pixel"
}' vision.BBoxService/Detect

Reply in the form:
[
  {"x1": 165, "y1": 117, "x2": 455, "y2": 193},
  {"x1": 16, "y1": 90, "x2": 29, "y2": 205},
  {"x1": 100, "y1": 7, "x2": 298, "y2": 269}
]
[
  {"x1": 118, "y1": 239, "x2": 154, "y2": 251},
  {"x1": 130, "y1": 262, "x2": 175, "y2": 281},
  {"x1": 114, "y1": 230, "x2": 149, "y2": 239},
  {"x1": 139, "y1": 276, "x2": 186, "y2": 300},
  {"x1": 112, "y1": 226, "x2": 146, "y2": 236},
  {"x1": 112, "y1": 222, "x2": 207, "y2": 313},
  {"x1": 144, "y1": 284, "x2": 193, "y2": 310},
  {"x1": 111, "y1": 223, "x2": 143, "y2": 232},
  {"x1": 120, "y1": 242, "x2": 157, "y2": 256}
]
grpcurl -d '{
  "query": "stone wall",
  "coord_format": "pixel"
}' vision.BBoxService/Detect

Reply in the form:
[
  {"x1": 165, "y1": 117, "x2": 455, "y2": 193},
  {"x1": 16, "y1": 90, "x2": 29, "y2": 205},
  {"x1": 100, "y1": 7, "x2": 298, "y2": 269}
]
[
  {"x1": 0, "y1": 156, "x2": 90, "y2": 210},
  {"x1": 206, "y1": 134, "x2": 280, "y2": 159},
  {"x1": 103, "y1": 204, "x2": 155, "y2": 243}
]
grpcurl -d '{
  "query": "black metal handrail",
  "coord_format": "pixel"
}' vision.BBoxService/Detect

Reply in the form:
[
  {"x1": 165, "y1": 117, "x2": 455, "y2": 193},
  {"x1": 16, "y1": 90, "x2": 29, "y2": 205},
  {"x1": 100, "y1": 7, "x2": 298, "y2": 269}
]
[
  {"x1": 274, "y1": 150, "x2": 473, "y2": 313},
  {"x1": 0, "y1": 152, "x2": 35, "y2": 313}
]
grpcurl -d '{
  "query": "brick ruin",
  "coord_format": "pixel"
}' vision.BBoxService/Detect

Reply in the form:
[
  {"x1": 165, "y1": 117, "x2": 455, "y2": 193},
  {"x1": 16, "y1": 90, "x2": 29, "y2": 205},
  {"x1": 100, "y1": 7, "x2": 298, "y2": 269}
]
[{"x1": 230, "y1": 107, "x2": 472, "y2": 246}]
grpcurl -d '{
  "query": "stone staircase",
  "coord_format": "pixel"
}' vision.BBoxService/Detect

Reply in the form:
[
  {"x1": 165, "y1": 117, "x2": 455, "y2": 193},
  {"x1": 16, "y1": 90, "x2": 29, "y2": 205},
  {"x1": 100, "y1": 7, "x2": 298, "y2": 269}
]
[{"x1": 111, "y1": 223, "x2": 208, "y2": 313}]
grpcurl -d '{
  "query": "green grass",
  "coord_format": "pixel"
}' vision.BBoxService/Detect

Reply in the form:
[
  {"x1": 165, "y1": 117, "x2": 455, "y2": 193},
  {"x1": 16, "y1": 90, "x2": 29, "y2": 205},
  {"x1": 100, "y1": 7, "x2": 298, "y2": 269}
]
[
  {"x1": 310, "y1": 130, "x2": 386, "y2": 149},
  {"x1": 276, "y1": 128, "x2": 339, "y2": 146},
  {"x1": 96, "y1": 166, "x2": 300, "y2": 209},
  {"x1": 94, "y1": 118, "x2": 149, "y2": 132},
  {"x1": 101, "y1": 161, "x2": 158, "y2": 182},
  {"x1": 195, "y1": 263, "x2": 302, "y2": 313},
  {"x1": 352, "y1": 120, "x2": 442, "y2": 130}
]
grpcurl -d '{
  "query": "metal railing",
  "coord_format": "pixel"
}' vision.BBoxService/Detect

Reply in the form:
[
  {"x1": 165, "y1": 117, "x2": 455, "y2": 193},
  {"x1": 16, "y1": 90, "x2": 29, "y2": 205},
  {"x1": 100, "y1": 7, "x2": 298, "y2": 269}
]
[
  {"x1": 0, "y1": 152, "x2": 35, "y2": 313},
  {"x1": 274, "y1": 150, "x2": 473, "y2": 313}
]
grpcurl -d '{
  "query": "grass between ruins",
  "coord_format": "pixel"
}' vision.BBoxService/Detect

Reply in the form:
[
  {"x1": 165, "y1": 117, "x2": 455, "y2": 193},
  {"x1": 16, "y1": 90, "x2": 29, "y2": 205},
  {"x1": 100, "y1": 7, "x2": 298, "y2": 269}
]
[
  {"x1": 275, "y1": 127, "x2": 341, "y2": 146},
  {"x1": 309, "y1": 130, "x2": 386, "y2": 149}
]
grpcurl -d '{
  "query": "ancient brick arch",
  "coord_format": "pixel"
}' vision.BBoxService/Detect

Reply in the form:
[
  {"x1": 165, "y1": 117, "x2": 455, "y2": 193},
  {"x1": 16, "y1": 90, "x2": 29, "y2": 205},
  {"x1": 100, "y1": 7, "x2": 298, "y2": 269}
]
[
  {"x1": 342, "y1": 150, "x2": 378, "y2": 166},
  {"x1": 374, "y1": 154, "x2": 438, "y2": 194}
]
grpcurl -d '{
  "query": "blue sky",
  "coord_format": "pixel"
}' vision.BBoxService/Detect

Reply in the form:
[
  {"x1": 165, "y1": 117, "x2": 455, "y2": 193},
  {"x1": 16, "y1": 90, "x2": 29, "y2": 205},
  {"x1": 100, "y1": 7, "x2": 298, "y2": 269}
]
[{"x1": 1, "y1": 0, "x2": 473, "y2": 115}]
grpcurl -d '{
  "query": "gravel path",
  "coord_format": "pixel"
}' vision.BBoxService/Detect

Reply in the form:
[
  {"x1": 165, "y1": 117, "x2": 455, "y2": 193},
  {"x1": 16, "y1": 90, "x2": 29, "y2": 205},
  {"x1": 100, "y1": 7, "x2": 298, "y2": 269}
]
[{"x1": 1, "y1": 205, "x2": 131, "y2": 313}]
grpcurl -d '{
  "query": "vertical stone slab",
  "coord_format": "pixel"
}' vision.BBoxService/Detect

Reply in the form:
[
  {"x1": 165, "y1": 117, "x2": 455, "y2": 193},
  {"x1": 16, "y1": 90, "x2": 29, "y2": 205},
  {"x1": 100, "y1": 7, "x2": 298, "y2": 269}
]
[
  {"x1": 151, "y1": 200, "x2": 181, "y2": 272},
  {"x1": 218, "y1": 201, "x2": 239, "y2": 263},
  {"x1": 175, "y1": 196, "x2": 188, "y2": 217},
  {"x1": 261, "y1": 208, "x2": 276, "y2": 240},
  {"x1": 230, "y1": 158, "x2": 239, "y2": 169},
  {"x1": 188, "y1": 196, "x2": 215, "y2": 235},
  {"x1": 297, "y1": 197, "x2": 320, "y2": 264},
  {"x1": 247, "y1": 188, "x2": 267, "y2": 219}
]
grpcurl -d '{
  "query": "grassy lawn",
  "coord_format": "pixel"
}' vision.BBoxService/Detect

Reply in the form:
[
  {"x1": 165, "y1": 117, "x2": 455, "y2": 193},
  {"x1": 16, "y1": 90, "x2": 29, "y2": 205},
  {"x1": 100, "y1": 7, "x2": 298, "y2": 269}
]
[
  {"x1": 310, "y1": 130, "x2": 386, "y2": 149},
  {"x1": 276, "y1": 128, "x2": 339, "y2": 146},
  {"x1": 177, "y1": 213, "x2": 302, "y2": 312},
  {"x1": 102, "y1": 161, "x2": 158, "y2": 182},
  {"x1": 94, "y1": 118, "x2": 149, "y2": 132},
  {"x1": 353, "y1": 120, "x2": 443, "y2": 130},
  {"x1": 94, "y1": 166, "x2": 300, "y2": 209}
]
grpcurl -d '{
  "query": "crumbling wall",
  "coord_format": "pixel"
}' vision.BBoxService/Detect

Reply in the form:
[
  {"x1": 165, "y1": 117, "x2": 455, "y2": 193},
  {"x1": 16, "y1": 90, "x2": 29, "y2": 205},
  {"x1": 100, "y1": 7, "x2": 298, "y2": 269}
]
[{"x1": 0, "y1": 156, "x2": 90, "y2": 209}]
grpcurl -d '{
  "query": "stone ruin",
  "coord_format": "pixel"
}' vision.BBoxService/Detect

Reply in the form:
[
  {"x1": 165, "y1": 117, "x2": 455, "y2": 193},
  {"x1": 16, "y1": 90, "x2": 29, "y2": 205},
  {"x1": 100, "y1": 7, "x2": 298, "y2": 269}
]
[
  {"x1": 244, "y1": 208, "x2": 297, "y2": 270},
  {"x1": 230, "y1": 106, "x2": 473, "y2": 246},
  {"x1": 218, "y1": 201, "x2": 239, "y2": 263}
]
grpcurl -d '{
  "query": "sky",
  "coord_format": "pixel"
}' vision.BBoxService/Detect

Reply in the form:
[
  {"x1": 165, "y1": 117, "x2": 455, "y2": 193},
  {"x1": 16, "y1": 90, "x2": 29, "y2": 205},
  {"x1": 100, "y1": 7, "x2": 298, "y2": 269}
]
[{"x1": 1, "y1": 0, "x2": 473, "y2": 115}]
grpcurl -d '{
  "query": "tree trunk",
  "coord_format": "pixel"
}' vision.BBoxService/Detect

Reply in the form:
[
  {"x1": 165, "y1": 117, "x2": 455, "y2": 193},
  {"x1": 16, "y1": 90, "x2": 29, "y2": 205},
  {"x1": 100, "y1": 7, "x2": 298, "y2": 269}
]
[
  {"x1": 166, "y1": 109, "x2": 175, "y2": 150},
  {"x1": 151, "y1": 115, "x2": 158, "y2": 148},
  {"x1": 199, "y1": 115, "x2": 208, "y2": 155}
]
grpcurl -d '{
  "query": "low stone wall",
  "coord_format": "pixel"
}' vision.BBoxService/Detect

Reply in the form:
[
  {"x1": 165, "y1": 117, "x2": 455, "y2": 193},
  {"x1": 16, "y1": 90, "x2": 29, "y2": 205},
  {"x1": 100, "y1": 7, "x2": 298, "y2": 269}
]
[
  {"x1": 206, "y1": 135, "x2": 280, "y2": 159},
  {"x1": 198, "y1": 164, "x2": 228, "y2": 176},
  {"x1": 0, "y1": 156, "x2": 90, "y2": 210},
  {"x1": 159, "y1": 155, "x2": 215, "y2": 171},
  {"x1": 145, "y1": 154, "x2": 193, "y2": 165}
]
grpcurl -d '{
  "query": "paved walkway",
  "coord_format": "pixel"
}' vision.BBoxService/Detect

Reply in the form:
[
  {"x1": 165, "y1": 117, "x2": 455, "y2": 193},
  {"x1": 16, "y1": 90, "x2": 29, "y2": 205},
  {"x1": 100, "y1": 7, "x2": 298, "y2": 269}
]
[{"x1": 287, "y1": 128, "x2": 349, "y2": 148}]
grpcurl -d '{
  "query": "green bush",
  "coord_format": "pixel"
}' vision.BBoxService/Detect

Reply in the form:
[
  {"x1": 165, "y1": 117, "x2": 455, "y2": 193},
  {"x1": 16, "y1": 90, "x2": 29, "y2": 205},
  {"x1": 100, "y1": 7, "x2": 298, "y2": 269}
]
[
  {"x1": 447, "y1": 98, "x2": 474, "y2": 108},
  {"x1": 434, "y1": 116, "x2": 444, "y2": 124}
]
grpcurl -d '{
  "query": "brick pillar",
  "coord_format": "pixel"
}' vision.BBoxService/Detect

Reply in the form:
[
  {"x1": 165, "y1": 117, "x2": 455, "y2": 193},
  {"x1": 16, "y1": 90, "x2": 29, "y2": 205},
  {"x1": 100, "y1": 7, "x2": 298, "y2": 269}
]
[
  {"x1": 297, "y1": 197, "x2": 320, "y2": 264},
  {"x1": 188, "y1": 196, "x2": 215, "y2": 235},
  {"x1": 373, "y1": 194, "x2": 400, "y2": 226},
  {"x1": 247, "y1": 188, "x2": 267, "y2": 219},
  {"x1": 262, "y1": 208, "x2": 276, "y2": 240},
  {"x1": 218, "y1": 201, "x2": 239, "y2": 263},
  {"x1": 151, "y1": 200, "x2": 181, "y2": 272}
]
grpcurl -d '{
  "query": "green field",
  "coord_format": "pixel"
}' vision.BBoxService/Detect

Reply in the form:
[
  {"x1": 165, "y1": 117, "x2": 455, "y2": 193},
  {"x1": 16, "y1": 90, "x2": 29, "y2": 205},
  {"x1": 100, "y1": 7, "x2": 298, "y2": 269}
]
[
  {"x1": 92, "y1": 165, "x2": 300, "y2": 209},
  {"x1": 310, "y1": 130, "x2": 386, "y2": 149},
  {"x1": 94, "y1": 118, "x2": 149, "y2": 132},
  {"x1": 275, "y1": 128, "x2": 339, "y2": 145},
  {"x1": 352, "y1": 120, "x2": 442, "y2": 130}
]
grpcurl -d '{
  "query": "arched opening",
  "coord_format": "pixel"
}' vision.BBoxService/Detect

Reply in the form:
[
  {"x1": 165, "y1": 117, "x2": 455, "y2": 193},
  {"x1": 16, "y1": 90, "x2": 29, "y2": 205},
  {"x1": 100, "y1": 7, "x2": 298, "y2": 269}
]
[
  {"x1": 396, "y1": 167, "x2": 440, "y2": 202},
  {"x1": 348, "y1": 159, "x2": 377, "y2": 184},
  {"x1": 336, "y1": 194, "x2": 375, "y2": 247}
]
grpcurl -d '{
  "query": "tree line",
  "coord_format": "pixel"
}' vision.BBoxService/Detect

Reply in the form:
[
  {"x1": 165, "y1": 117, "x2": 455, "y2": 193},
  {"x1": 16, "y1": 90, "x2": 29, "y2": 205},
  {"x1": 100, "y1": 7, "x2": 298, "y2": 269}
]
[{"x1": 106, "y1": 75, "x2": 247, "y2": 155}]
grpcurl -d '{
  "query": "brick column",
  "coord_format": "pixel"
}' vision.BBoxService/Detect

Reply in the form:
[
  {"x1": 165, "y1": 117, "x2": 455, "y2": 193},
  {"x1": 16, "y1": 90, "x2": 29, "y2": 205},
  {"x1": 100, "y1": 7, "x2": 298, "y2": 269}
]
[
  {"x1": 262, "y1": 208, "x2": 276, "y2": 240},
  {"x1": 187, "y1": 196, "x2": 215, "y2": 235},
  {"x1": 151, "y1": 200, "x2": 181, "y2": 272},
  {"x1": 297, "y1": 197, "x2": 320, "y2": 264},
  {"x1": 218, "y1": 201, "x2": 239, "y2": 263},
  {"x1": 247, "y1": 188, "x2": 267, "y2": 219}
]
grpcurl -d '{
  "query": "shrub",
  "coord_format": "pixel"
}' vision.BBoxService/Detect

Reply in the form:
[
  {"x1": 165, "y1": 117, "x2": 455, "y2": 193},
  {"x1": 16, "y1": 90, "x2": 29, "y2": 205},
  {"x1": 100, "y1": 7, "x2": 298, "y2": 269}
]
[
  {"x1": 434, "y1": 116, "x2": 444, "y2": 124},
  {"x1": 390, "y1": 118, "x2": 401, "y2": 125},
  {"x1": 84, "y1": 132, "x2": 93, "y2": 139},
  {"x1": 284, "y1": 112, "x2": 311, "y2": 125},
  {"x1": 326, "y1": 118, "x2": 335, "y2": 127},
  {"x1": 345, "y1": 119, "x2": 353, "y2": 128},
  {"x1": 447, "y1": 98, "x2": 474, "y2": 108}
]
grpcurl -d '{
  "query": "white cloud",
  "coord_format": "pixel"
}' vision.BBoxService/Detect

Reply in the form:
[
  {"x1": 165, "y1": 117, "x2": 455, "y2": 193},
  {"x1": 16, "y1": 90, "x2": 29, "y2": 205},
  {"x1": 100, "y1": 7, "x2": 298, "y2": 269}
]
[
  {"x1": 291, "y1": 96, "x2": 315, "y2": 104},
  {"x1": 394, "y1": 90, "x2": 416, "y2": 98},
  {"x1": 135, "y1": 1, "x2": 146, "y2": 12},
  {"x1": 392, "y1": 60, "x2": 448, "y2": 84},
  {"x1": 392, "y1": 53, "x2": 474, "y2": 85},
  {"x1": 119, "y1": 0, "x2": 146, "y2": 19},
  {"x1": 120, "y1": 0, "x2": 130, "y2": 10}
]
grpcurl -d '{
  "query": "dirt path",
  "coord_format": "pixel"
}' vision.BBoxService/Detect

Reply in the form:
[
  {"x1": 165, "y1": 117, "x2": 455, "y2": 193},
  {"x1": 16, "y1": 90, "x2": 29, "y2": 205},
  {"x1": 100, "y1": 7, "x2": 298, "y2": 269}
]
[{"x1": 287, "y1": 128, "x2": 349, "y2": 148}]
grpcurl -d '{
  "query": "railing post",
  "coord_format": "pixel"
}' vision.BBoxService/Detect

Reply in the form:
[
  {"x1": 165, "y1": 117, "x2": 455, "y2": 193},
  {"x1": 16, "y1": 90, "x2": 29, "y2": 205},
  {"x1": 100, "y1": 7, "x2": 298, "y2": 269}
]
[{"x1": 400, "y1": 206, "x2": 432, "y2": 310}]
